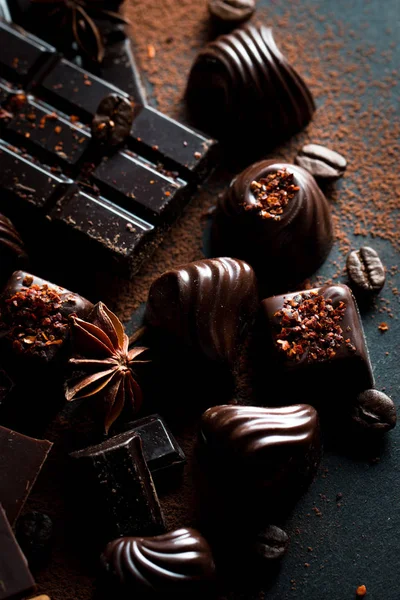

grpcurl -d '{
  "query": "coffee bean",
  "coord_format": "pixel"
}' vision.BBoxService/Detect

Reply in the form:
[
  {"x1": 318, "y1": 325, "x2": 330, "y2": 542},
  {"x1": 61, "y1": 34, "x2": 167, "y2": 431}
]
[
  {"x1": 295, "y1": 144, "x2": 347, "y2": 181},
  {"x1": 352, "y1": 389, "x2": 397, "y2": 434},
  {"x1": 346, "y1": 246, "x2": 385, "y2": 293},
  {"x1": 253, "y1": 525, "x2": 289, "y2": 560},
  {"x1": 92, "y1": 94, "x2": 134, "y2": 147},
  {"x1": 208, "y1": 0, "x2": 255, "y2": 25}
]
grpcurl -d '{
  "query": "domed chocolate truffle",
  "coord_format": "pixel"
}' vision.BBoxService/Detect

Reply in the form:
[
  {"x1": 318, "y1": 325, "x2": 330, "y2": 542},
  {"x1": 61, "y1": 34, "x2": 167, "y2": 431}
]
[
  {"x1": 186, "y1": 25, "x2": 315, "y2": 148},
  {"x1": 145, "y1": 257, "x2": 258, "y2": 365},
  {"x1": 101, "y1": 528, "x2": 216, "y2": 595},
  {"x1": 0, "y1": 213, "x2": 27, "y2": 287},
  {"x1": 211, "y1": 161, "x2": 333, "y2": 292}
]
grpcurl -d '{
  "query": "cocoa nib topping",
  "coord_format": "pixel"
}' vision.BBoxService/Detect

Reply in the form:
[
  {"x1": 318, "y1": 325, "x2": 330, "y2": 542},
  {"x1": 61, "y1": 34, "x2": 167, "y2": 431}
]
[
  {"x1": 274, "y1": 291, "x2": 356, "y2": 362},
  {"x1": 4, "y1": 282, "x2": 69, "y2": 353},
  {"x1": 247, "y1": 169, "x2": 300, "y2": 220}
]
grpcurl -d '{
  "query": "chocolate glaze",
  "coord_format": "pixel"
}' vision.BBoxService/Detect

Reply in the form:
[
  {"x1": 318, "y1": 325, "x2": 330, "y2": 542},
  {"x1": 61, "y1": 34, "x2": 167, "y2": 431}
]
[
  {"x1": 101, "y1": 527, "x2": 216, "y2": 594},
  {"x1": 186, "y1": 25, "x2": 315, "y2": 148},
  {"x1": 258, "y1": 284, "x2": 374, "y2": 408},
  {"x1": 212, "y1": 161, "x2": 333, "y2": 292},
  {"x1": 145, "y1": 257, "x2": 258, "y2": 364},
  {"x1": 0, "y1": 213, "x2": 27, "y2": 286}
]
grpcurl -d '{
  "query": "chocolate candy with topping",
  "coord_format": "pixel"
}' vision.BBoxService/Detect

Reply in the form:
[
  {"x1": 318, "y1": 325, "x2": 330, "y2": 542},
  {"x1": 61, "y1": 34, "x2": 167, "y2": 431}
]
[
  {"x1": 0, "y1": 271, "x2": 93, "y2": 366},
  {"x1": 91, "y1": 94, "x2": 134, "y2": 147},
  {"x1": 258, "y1": 284, "x2": 374, "y2": 407},
  {"x1": 295, "y1": 144, "x2": 347, "y2": 182},
  {"x1": 346, "y1": 246, "x2": 385, "y2": 294},
  {"x1": 101, "y1": 528, "x2": 216, "y2": 595},
  {"x1": 0, "y1": 212, "x2": 27, "y2": 285},
  {"x1": 145, "y1": 257, "x2": 258, "y2": 365},
  {"x1": 212, "y1": 161, "x2": 333, "y2": 292},
  {"x1": 186, "y1": 25, "x2": 315, "y2": 149},
  {"x1": 201, "y1": 404, "x2": 320, "y2": 494}
]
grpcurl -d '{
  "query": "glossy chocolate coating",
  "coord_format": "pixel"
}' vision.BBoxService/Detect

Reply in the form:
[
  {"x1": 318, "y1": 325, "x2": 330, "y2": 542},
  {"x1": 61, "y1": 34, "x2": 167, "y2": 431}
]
[
  {"x1": 259, "y1": 284, "x2": 374, "y2": 406},
  {"x1": 70, "y1": 433, "x2": 165, "y2": 542},
  {"x1": 186, "y1": 25, "x2": 315, "y2": 147},
  {"x1": 0, "y1": 504, "x2": 36, "y2": 600},
  {"x1": 146, "y1": 257, "x2": 258, "y2": 364},
  {"x1": 212, "y1": 161, "x2": 333, "y2": 291},
  {"x1": 0, "y1": 212, "x2": 27, "y2": 285},
  {"x1": 101, "y1": 528, "x2": 216, "y2": 594},
  {"x1": 201, "y1": 404, "x2": 320, "y2": 490},
  {"x1": 0, "y1": 425, "x2": 52, "y2": 526}
]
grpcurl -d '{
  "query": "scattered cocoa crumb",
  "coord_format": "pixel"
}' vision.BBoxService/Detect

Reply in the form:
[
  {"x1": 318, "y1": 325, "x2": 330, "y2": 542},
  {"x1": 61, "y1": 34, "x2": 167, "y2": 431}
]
[
  {"x1": 356, "y1": 584, "x2": 367, "y2": 597},
  {"x1": 378, "y1": 322, "x2": 389, "y2": 332}
]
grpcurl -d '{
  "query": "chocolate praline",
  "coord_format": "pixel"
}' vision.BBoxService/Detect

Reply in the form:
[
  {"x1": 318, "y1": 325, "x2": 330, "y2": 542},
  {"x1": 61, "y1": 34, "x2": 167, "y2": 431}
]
[
  {"x1": 186, "y1": 25, "x2": 315, "y2": 148},
  {"x1": 212, "y1": 161, "x2": 333, "y2": 293},
  {"x1": 145, "y1": 257, "x2": 258, "y2": 365}
]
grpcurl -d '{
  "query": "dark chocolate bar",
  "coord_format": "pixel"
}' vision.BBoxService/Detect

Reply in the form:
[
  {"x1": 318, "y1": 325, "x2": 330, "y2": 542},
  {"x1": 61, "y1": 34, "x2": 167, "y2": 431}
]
[
  {"x1": 0, "y1": 504, "x2": 36, "y2": 600},
  {"x1": 0, "y1": 425, "x2": 52, "y2": 526},
  {"x1": 70, "y1": 432, "x2": 165, "y2": 542},
  {"x1": 0, "y1": 17, "x2": 216, "y2": 280}
]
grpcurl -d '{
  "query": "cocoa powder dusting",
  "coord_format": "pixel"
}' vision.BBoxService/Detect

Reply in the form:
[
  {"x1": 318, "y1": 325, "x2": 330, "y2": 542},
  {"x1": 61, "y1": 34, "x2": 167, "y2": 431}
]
[{"x1": 26, "y1": 2, "x2": 399, "y2": 599}]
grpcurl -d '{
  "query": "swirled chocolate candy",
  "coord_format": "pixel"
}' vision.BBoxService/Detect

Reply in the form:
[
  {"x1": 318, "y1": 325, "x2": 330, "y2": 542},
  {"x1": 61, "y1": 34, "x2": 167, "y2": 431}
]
[
  {"x1": 201, "y1": 404, "x2": 320, "y2": 493},
  {"x1": 145, "y1": 257, "x2": 258, "y2": 365},
  {"x1": 258, "y1": 284, "x2": 374, "y2": 408},
  {"x1": 101, "y1": 528, "x2": 216, "y2": 595},
  {"x1": 212, "y1": 161, "x2": 333, "y2": 292},
  {"x1": 186, "y1": 25, "x2": 315, "y2": 148},
  {"x1": 0, "y1": 212, "x2": 27, "y2": 286}
]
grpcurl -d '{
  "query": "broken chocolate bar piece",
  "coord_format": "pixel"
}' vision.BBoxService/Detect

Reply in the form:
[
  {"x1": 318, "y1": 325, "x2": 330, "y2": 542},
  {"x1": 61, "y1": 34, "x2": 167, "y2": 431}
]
[
  {"x1": 0, "y1": 504, "x2": 36, "y2": 600},
  {"x1": 0, "y1": 425, "x2": 52, "y2": 526},
  {"x1": 117, "y1": 414, "x2": 186, "y2": 475},
  {"x1": 70, "y1": 433, "x2": 165, "y2": 542},
  {"x1": 0, "y1": 271, "x2": 93, "y2": 366}
]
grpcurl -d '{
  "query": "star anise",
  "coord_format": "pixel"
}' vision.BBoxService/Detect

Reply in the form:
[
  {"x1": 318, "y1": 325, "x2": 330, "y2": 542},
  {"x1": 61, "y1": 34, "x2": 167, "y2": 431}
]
[
  {"x1": 65, "y1": 302, "x2": 149, "y2": 433},
  {"x1": 31, "y1": 0, "x2": 129, "y2": 63}
]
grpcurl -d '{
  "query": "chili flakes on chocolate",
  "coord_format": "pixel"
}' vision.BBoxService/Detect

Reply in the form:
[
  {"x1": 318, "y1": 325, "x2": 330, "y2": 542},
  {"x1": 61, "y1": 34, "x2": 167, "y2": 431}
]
[
  {"x1": 247, "y1": 169, "x2": 300, "y2": 220},
  {"x1": 3, "y1": 281, "x2": 70, "y2": 354},
  {"x1": 273, "y1": 291, "x2": 353, "y2": 362}
]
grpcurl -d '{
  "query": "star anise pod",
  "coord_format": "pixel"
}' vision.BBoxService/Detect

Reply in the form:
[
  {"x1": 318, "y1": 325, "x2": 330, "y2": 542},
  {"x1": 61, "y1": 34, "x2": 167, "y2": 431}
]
[
  {"x1": 65, "y1": 302, "x2": 149, "y2": 433},
  {"x1": 31, "y1": 0, "x2": 129, "y2": 63}
]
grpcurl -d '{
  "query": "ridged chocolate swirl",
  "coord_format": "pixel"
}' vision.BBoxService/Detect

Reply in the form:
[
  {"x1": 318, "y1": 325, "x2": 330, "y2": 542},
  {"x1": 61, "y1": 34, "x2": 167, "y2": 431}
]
[
  {"x1": 101, "y1": 528, "x2": 216, "y2": 594},
  {"x1": 145, "y1": 257, "x2": 258, "y2": 364},
  {"x1": 0, "y1": 213, "x2": 27, "y2": 285},
  {"x1": 186, "y1": 25, "x2": 315, "y2": 146},
  {"x1": 212, "y1": 161, "x2": 333, "y2": 292},
  {"x1": 201, "y1": 404, "x2": 321, "y2": 489}
]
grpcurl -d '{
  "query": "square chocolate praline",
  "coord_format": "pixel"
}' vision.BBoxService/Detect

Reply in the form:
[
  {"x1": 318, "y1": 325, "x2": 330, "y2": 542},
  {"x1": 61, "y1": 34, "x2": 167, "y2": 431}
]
[
  {"x1": 0, "y1": 270, "x2": 93, "y2": 368},
  {"x1": 259, "y1": 284, "x2": 374, "y2": 407}
]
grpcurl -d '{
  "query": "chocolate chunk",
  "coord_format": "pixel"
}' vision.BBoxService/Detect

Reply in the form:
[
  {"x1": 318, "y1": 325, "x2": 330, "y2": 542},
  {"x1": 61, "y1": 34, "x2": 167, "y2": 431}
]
[
  {"x1": 146, "y1": 257, "x2": 258, "y2": 364},
  {"x1": 253, "y1": 525, "x2": 289, "y2": 561},
  {"x1": 15, "y1": 511, "x2": 53, "y2": 567},
  {"x1": 351, "y1": 389, "x2": 397, "y2": 434},
  {"x1": 101, "y1": 528, "x2": 216, "y2": 594},
  {"x1": 208, "y1": 0, "x2": 255, "y2": 25},
  {"x1": 212, "y1": 161, "x2": 333, "y2": 292},
  {"x1": 92, "y1": 94, "x2": 134, "y2": 147},
  {"x1": 0, "y1": 504, "x2": 36, "y2": 600},
  {"x1": 0, "y1": 425, "x2": 52, "y2": 526},
  {"x1": 258, "y1": 284, "x2": 374, "y2": 407},
  {"x1": 0, "y1": 271, "x2": 93, "y2": 366},
  {"x1": 117, "y1": 414, "x2": 186, "y2": 475},
  {"x1": 186, "y1": 26, "x2": 315, "y2": 149},
  {"x1": 295, "y1": 144, "x2": 347, "y2": 182},
  {"x1": 0, "y1": 212, "x2": 27, "y2": 285},
  {"x1": 70, "y1": 433, "x2": 165, "y2": 542},
  {"x1": 346, "y1": 246, "x2": 385, "y2": 293},
  {"x1": 201, "y1": 404, "x2": 321, "y2": 494}
]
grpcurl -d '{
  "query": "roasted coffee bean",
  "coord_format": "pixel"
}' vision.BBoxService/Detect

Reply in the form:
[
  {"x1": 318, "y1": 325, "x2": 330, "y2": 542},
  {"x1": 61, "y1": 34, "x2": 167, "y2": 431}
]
[
  {"x1": 253, "y1": 525, "x2": 289, "y2": 560},
  {"x1": 208, "y1": 0, "x2": 255, "y2": 24},
  {"x1": 295, "y1": 144, "x2": 347, "y2": 181},
  {"x1": 16, "y1": 511, "x2": 53, "y2": 566},
  {"x1": 92, "y1": 94, "x2": 134, "y2": 147},
  {"x1": 346, "y1": 246, "x2": 385, "y2": 293},
  {"x1": 352, "y1": 389, "x2": 397, "y2": 434}
]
